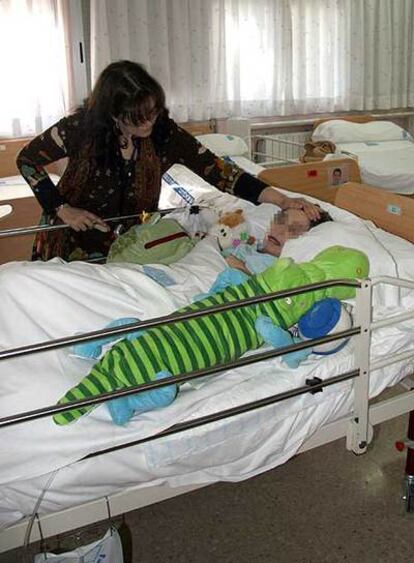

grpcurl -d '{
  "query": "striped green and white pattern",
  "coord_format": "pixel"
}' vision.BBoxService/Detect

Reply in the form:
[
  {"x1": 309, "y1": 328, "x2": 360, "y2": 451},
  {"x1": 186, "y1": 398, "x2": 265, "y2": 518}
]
[
  {"x1": 53, "y1": 276, "x2": 284, "y2": 425},
  {"x1": 53, "y1": 245, "x2": 369, "y2": 425}
]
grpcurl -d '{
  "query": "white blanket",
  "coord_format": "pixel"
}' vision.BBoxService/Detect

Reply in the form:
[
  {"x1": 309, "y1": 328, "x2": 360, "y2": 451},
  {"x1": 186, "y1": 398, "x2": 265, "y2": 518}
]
[{"x1": 1, "y1": 164, "x2": 414, "y2": 492}]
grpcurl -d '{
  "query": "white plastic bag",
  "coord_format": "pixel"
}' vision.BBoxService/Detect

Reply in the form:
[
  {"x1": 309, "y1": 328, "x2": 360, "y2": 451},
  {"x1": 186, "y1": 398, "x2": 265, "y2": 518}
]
[{"x1": 34, "y1": 527, "x2": 123, "y2": 563}]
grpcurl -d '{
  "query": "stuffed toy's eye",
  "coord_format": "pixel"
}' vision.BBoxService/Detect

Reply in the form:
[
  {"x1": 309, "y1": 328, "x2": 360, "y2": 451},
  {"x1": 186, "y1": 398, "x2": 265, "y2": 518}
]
[{"x1": 285, "y1": 297, "x2": 292, "y2": 305}]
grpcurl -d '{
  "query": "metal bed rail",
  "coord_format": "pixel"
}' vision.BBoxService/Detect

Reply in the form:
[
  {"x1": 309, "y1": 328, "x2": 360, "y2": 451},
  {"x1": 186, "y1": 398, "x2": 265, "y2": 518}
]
[
  {"x1": 0, "y1": 206, "x2": 190, "y2": 240},
  {"x1": 1, "y1": 276, "x2": 414, "y2": 444},
  {"x1": 251, "y1": 134, "x2": 306, "y2": 167},
  {"x1": 0, "y1": 278, "x2": 361, "y2": 431}
]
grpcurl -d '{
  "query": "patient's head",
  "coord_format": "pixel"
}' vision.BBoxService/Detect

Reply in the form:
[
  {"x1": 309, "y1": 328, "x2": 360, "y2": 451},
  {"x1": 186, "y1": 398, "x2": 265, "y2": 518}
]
[{"x1": 261, "y1": 206, "x2": 333, "y2": 256}]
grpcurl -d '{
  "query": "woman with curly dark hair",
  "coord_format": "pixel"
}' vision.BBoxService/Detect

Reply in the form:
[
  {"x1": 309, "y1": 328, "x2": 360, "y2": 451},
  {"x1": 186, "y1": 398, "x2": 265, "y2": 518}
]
[{"x1": 17, "y1": 60, "x2": 319, "y2": 261}]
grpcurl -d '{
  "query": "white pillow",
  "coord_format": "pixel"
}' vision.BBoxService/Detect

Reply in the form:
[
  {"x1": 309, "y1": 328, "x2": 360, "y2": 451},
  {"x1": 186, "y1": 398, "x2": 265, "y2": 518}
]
[
  {"x1": 196, "y1": 133, "x2": 249, "y2": 157},
  {"x1": 312, "y1": 120, "x2": 412, "y2": 144}
]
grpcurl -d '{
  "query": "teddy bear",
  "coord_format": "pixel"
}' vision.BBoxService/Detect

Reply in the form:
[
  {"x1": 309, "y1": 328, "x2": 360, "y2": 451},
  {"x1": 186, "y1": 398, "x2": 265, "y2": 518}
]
[{"x1": 208, "y1": 208, "x2": 255, "y2": 251}]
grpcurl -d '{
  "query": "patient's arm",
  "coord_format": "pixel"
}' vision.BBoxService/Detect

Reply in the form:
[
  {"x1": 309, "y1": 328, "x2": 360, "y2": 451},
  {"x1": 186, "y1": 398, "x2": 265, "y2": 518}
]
[{"x1": 225, "y1": 255, "x2": 252, "y2": 275}]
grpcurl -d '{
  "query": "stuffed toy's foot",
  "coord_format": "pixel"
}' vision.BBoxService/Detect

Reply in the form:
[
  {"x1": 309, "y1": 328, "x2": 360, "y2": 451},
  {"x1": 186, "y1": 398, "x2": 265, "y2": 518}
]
[
  {"x1": 71, "y1": 317, "x2": 144, "y2": 360},
  {"x1": 107, "y1": 371, "x2": 178, "y2": 426},
  {"x1": 255, "y1": 315, "x2": 311, "y2": 369},
  {"x1": 193, "y1": 267, "x2": 249, "y2": 302}
]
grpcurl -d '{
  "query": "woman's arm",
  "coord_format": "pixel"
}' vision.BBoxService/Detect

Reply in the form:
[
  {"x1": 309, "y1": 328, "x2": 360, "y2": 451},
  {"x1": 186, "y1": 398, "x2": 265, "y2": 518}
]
[
  {"x1": 163, "y1": 123, "x2": 320, "y2": 219},
  {"x1": 16, "y1": 115, "x2": 109, "y2": 231},
  {"x1": 258, "y1": 186, "x2": 321, "y2": 221},
  {"x1": 16, "y1": 116, "x2": 76, "y2": 214},
  {"x1": 163, "y1": 123, "x2": 268, "y2": 203}
]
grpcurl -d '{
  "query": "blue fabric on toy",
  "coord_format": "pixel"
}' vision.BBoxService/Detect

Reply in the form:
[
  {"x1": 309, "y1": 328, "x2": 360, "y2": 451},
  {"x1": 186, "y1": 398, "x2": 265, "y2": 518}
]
[
  {"x1": 298, "y1": 298, "x2": 341, "y2": 338},
  {"x1": 107, "y1": 371, "x2": 178, "y2": 426},
  {"x1": 255, "y1": 315, "x2": 311, "y2": 369},
  {"x1": 298, "y1": 298, "x2": 350, "y2": 356},
  {"x1": 193, "y1": 267, "x2": 249, "y2": 302},
  {"x1": 71, "y1": 317, "x2": 144, "y2": 360}
]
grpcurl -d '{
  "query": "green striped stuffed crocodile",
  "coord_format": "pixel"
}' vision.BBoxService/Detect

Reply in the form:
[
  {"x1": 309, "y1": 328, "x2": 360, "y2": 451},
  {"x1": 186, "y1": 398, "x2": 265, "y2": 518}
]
[{"x1": 54, "y1": 245, "x2": 369, "y2": 425}]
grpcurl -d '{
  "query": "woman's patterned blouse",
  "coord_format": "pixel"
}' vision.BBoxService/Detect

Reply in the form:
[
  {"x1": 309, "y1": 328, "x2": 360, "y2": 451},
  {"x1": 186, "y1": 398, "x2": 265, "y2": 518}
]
[{"x1": 16, "y1": 113, "x2": 268, "y2": 260}]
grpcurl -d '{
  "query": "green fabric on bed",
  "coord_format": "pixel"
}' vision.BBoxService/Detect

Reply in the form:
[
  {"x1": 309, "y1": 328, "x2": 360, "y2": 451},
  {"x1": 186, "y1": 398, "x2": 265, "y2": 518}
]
[{"x1": 53, "y1": 246, "x2": 369, "y2": 425}]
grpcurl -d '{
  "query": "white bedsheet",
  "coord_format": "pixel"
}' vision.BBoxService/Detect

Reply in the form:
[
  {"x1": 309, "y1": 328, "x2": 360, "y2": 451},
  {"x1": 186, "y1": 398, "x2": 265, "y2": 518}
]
[
  {"x1": 335, "y1": 140, "x2": 414, "y2": 194},
  {"x1": 1, "y1": 165, "x2": 414, "y2": 526}
]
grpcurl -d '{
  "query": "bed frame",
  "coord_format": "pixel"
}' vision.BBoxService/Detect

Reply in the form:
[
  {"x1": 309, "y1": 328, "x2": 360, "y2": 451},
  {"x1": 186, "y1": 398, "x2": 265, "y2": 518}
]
[
  {"x1": 0, "y1": 266, "x2": 414, "y2": 553},
  {"x1": 1, "y1": 123, "x2": 414, "y2": 554},
  {"x1": 228, "y1": 112, "x2": 414, "y2": 170}
]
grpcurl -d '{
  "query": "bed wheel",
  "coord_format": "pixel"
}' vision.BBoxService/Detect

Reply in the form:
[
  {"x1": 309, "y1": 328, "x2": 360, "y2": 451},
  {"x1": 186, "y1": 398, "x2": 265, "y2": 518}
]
[{"x1": 402, "y1": 474, "x2": 414, "y2": 513}]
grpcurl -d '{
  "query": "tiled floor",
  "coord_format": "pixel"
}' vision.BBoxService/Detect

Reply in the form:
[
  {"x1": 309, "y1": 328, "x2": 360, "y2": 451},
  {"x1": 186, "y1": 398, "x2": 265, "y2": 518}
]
[{"x1": 1, "y1": 413, "x2": 413, "y2": 563}]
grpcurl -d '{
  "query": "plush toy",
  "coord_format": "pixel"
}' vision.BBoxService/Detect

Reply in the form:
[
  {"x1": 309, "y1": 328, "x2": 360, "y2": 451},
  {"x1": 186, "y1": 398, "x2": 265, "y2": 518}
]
[
  {"x1": 257, "y1": 297, "x2": 353, "y2": 368},
  {"x1": 53, "y1": 245, "x2": 369, "y2": 426},
  {"x1": 298, "y1": 298, "x2": 353, "y2": 355},
  {"x1": 209, "y1": 208, "x2": 255, "y2": 251}
]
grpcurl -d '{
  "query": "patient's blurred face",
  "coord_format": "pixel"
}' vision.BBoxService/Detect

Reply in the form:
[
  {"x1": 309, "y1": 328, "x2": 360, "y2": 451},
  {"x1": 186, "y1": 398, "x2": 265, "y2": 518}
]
[{"x1": 262, "y1": 208, "x2": 311, "y2": 256}]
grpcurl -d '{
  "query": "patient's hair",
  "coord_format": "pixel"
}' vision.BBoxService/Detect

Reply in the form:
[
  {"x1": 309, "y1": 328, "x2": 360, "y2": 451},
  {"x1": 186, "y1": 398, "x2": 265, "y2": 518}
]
[{"x1": 309, "y1": 208, "x2": 333, "y2": 229}]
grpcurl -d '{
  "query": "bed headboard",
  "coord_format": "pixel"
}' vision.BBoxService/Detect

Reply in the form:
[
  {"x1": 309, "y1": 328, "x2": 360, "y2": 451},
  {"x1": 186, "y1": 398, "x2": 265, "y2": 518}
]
[
  {"x1": 312, "y1": 115, "x2": 375, "y2": 130},
  {"x1": 258, "y1": 158, "x2": 361, "y2": 204},
  {"x1": 179, "y1": 119, "x2": 217, "y2": 136},
  {"x1": 0, "y1": 138, "x2": 67, "y2": 178},
  {"x1": 0, "y1": 138, "x2": 32, "y2": 177},
  {"x1": 335, "y1": 183, "x2": 414, "y2": 243}
]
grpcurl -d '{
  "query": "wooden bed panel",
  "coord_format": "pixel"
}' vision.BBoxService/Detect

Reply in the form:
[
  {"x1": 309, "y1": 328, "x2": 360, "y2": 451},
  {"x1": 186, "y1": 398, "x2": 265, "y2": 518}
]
[
  {"x1": 179, "y1": 119, "x2": 217, "y2": 136},
  {"x1": 258, "y1": 158, "x2": 361, "y2": 204},
  {"x1": 0, "y1": 138, "x2": 32, "y2": 177},
  {"x1": 335, "y1": 183, "x2": 414, "y2": 243},
  {"x1": 0, "y1": 138, "x2": 67, "y2": 177},
  {"x1": 0, "y1": 191, "x2": 42, "y2": 264}
]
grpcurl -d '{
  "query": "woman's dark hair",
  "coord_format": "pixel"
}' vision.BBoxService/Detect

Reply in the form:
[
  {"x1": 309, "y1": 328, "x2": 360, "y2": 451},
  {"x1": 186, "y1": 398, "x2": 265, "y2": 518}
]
[{"x1": 79, "y1": 60, "x2": 170, "y2": 164}]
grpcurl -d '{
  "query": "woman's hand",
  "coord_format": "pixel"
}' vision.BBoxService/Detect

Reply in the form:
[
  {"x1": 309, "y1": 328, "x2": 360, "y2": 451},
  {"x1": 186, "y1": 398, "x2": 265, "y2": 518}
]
[
  {"x1": 258, "y1": 186, "x2": 321, "y2": 221},
  {"x1": 56, "y1": 205, "x2": 110, "y2": 232},
  {"x1": 279, "y1": 195, "x2": 321, "y2": 221}
]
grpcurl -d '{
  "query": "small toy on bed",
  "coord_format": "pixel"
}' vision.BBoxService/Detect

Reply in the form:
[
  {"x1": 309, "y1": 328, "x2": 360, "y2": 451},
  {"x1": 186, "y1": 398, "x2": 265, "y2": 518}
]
[
  {"x1": 54, "y1": 245, "x2": 369, "y2": 426},
  {"x1": 209, "y1": 208, "x2": 255, "y2": 251},
  {"x1": 256, "y1": 298, "x2": 353, "y2": 368}
]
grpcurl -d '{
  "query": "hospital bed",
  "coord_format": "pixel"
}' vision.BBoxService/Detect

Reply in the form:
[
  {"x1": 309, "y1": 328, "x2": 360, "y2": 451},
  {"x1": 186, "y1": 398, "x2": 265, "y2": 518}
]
[
  {"x1": 1, "y1": 138, "x2": 414, "y2": 555},
  {"x1": 312, "y1": 116, "x2": 414, "y2": 195},
  {"x1": 243, "y1": 114, "x2": 414, "y2": 195}
]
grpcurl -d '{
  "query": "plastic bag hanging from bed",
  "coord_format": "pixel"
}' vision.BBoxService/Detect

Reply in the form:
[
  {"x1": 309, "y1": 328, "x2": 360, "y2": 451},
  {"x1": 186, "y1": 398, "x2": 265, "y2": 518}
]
[{"x1": 33, "y1": 527, "x2": 124, "y2": 563}]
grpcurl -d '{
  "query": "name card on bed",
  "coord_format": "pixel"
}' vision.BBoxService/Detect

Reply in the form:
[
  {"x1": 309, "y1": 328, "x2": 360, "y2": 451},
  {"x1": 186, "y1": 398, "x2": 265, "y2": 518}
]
[{"x1": 258, "y1": 158, "x2": 361, "y2": 204}]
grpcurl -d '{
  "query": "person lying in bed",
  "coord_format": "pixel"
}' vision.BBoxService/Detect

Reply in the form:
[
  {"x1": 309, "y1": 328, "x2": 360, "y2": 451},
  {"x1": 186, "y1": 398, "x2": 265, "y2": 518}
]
[
  {"x1": 226, "y1": 206, "x2": 333, "y2": 274},
  {"x1": 16, "y1": 60, "x2": 320, "y2": 262}
]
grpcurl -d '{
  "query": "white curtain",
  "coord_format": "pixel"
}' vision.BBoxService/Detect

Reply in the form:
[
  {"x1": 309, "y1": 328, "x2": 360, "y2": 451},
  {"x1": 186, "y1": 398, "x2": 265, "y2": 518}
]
[
  {"x1": 0, "y1": 0, "x2": 72, "y2": 138},
  {"x1": 90, "y1": 0, "x2": 414, "y2": 121}
]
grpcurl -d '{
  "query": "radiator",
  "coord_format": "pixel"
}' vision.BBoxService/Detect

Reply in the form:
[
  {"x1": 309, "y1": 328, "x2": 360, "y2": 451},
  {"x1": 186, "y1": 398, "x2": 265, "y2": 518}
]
[{"x1": 253, "y1": 131, "x2": 311, "y2": 166}]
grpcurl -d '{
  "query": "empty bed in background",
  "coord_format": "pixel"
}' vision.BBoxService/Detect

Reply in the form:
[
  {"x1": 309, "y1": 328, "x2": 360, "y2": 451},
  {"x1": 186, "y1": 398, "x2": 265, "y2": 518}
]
[{"x1": 312, "y1": 117, "x2": 414, "y2": 194}]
